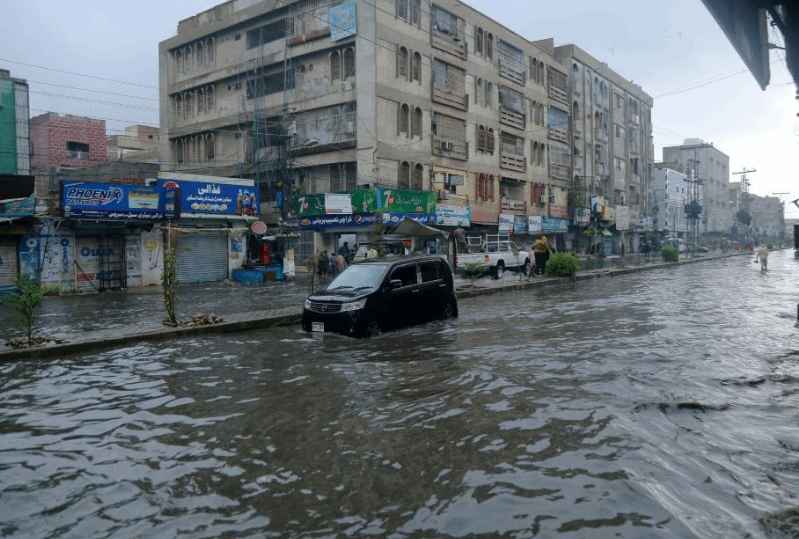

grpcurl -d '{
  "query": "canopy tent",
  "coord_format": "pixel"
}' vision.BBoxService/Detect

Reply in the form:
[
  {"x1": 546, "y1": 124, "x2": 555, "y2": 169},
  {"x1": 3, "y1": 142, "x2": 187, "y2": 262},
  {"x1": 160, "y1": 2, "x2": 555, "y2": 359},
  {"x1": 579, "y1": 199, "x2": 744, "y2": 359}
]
[{"x1": 388, "y1": 217, "x2": 446, "y2": 238}]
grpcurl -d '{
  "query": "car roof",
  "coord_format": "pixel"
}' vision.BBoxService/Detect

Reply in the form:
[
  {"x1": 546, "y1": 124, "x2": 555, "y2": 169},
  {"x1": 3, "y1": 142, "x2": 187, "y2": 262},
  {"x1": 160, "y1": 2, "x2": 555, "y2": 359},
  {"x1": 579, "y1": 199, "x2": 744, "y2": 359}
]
[{"x1": 350, "y1": 254, "x2": 448, "y2": 267}]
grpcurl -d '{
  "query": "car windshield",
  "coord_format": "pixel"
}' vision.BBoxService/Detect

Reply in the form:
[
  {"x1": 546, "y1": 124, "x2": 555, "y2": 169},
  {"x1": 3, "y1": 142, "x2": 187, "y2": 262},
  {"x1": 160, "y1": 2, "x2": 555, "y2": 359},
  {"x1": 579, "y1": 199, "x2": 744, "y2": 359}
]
[{"x1": 326, "y1": 264, "x2": 386, "y2": 292}]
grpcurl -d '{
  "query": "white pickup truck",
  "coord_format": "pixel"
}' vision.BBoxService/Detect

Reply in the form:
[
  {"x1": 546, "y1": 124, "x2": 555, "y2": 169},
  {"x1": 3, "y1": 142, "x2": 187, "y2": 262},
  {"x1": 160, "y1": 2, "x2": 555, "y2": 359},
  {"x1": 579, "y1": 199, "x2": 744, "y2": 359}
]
[{"x1": 454, "y1": 235, "x2": 530, "y2": 279}]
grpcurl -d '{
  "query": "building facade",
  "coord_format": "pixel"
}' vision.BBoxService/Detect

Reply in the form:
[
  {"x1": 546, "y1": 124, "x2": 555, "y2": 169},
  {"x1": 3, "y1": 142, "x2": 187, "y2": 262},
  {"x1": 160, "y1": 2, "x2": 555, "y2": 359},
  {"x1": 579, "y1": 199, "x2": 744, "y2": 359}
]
[
  {"x1": 158, "y1": 0, "x2": 654, "y2": 264},
  {"x1": 30, "y1": 113, "x2": 109, "y2": 200},
  {"x1": 652, "y1": 166, "x2": 689, "y2": 242},
  {"x1": 554, "y1": 45, "x2": 654, "y2": 252},
  {"x1": 0, "y1": 69, "x2": 31, "y2": 176},
  {"x1": 662, "y1": 139, "x2": 731, "y2": 237}
]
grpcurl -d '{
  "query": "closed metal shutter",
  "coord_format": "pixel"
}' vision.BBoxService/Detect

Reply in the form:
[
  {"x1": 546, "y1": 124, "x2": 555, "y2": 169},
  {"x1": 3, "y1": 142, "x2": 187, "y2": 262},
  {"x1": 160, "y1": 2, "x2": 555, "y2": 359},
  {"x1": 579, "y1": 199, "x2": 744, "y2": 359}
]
[
  {"x1": 0, "y1": 237, "x2": 18, "y2": 286},
  {"x1": 175, "y1": 231, "x2": 228, "y2": 284},
  {"x1": 74, "y1": 236, "x2": 100, "y2": 293}
]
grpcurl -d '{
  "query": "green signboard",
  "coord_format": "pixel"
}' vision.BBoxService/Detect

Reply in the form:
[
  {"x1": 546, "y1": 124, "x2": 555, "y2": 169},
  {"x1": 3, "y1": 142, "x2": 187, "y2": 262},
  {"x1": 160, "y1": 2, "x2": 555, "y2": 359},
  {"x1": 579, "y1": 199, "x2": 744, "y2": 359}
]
[{"x1": 294, "y1": 188, "x2": 435, "y2": 217}]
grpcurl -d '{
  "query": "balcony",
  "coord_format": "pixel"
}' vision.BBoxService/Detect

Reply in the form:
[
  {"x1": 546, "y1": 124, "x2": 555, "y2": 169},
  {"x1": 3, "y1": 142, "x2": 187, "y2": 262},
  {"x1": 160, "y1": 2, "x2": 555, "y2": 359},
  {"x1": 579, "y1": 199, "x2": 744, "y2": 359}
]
[
  {"x1": 548, "y1": 125, "x2": 568, "y2": 144},
  {"x1": 432, "y1": 82, "x2": 468, "y2": 111},
  {"x1": 548, "y1": 85, "x2": 568, "y2": 104},
  {"x1": 500, "y1": 198, "x2": 527, "y2": 215},
  {"x1": 499, "y1": 106, "x2": 525, "y2": 130},
  {"x1": 432, "y1": 137, "x2": 468, "y2": 160},
  {"x1": 500, "y1": 148, "x2": 526, "y2": 172}
]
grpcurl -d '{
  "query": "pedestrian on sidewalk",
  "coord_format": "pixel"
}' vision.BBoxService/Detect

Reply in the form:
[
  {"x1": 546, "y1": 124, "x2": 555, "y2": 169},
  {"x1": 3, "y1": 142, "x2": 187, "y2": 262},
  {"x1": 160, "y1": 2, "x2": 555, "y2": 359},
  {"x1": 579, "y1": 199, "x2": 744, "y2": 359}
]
[
  {"x1": 330, "y1": 251, "x2": 339, "y2": 278},
  {"x1": 532, "y1": 231, "x2": 551, "y2": 277}
]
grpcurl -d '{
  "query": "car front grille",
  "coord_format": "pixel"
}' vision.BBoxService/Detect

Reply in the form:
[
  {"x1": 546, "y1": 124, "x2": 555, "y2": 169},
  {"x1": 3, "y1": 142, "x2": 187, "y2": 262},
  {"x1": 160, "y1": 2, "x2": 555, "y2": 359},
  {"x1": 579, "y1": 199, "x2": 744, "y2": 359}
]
[{"x1": 307, "y1": 301, "x2": 342, "y2": 313}]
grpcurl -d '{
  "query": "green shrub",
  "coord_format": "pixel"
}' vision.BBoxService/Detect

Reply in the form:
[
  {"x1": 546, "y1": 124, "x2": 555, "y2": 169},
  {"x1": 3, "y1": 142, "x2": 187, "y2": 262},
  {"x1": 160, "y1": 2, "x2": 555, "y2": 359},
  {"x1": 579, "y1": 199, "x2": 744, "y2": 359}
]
[
  {"x1": 545, "y1": 252, "x2": 580, "y2": 277},
  {"x1": 464, "y1": 262, "x2": 483, "y2": 279},
  {"x1": 661, "y1": 245, "x2": 679, "y2": 262}
]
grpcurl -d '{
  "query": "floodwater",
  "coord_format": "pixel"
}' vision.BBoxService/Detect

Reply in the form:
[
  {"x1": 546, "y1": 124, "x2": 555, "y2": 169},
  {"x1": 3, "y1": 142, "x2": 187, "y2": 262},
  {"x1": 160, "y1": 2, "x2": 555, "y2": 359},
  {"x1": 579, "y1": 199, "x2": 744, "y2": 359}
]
[{"x1": 2, "y1": 251, "x2": 799, "y2": 538}]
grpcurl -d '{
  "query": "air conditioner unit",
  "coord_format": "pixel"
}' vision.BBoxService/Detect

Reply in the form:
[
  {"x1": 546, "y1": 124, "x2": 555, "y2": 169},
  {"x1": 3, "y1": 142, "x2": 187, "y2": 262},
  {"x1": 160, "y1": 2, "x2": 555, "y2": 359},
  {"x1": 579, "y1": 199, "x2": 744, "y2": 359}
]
[
  {"x1": 540, "y1": 195, "x2": 547, "y2": 204},
  {"x1": 440, "y1": 140, "x2": 453, "y2": 151},
  {"x1": 339, "y1": 81, "x2": 353, "y2": 92},
  {"x1": 438, "y1": 189, "x2": 449, "y2": 199}
]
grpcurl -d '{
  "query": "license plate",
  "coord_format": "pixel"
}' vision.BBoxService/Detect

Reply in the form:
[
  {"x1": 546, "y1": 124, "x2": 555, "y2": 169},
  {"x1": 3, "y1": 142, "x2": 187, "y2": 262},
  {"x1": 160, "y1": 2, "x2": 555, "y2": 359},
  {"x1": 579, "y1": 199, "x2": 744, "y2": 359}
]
[{"x1": 312, "y1": 322, "x2": 324, "y2": 332}]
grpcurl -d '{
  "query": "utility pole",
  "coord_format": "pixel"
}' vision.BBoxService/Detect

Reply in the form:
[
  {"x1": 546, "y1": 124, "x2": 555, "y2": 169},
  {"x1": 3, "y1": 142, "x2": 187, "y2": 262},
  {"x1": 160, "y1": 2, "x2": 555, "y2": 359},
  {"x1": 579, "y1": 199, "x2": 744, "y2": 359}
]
[
  {"x1": 732, "y1": 168, "x2": 755, "y2": 245},
  {"x1": 772, "y1": 192, "x2": 789, "y2": 244}
]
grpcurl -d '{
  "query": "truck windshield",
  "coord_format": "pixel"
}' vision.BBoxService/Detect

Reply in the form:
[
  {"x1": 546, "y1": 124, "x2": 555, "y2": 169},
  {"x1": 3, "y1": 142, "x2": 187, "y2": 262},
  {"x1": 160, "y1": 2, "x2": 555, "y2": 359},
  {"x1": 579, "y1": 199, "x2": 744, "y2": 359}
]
[{"x1": 326, "y1": 264, "x2": 386, "y2": 291}]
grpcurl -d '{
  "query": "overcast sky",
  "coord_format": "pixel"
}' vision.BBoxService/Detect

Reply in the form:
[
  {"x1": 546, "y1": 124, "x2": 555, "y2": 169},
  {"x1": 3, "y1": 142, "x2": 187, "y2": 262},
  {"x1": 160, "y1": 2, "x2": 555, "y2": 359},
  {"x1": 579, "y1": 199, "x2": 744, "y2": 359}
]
[{"x1": 4, "y1": 1, "x2": 798, "y2": 216}]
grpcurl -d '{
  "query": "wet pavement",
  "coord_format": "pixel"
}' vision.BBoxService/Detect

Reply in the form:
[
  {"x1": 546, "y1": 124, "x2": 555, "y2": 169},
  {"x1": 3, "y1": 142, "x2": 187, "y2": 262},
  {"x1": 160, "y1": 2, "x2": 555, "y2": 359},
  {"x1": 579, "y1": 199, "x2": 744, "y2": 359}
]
[{"x1": 0, "y1": 250, "x2": 745, "y2": 361}]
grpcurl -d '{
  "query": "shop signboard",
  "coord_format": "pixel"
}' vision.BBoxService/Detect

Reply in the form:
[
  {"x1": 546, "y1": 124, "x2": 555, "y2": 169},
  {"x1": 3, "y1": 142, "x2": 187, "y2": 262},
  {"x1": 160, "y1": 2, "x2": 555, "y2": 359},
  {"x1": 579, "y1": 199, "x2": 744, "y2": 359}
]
[
  {"x1": 61, "y1": 181, "x2": 169, "y2": 220},
  {"x1": 294, "y1": 188, "x2": 435, "y2": 218},
  {"x1": 615, "y1": 205, "x2": 630, "y2": 230},
  {"x1": 435, "y1": 204, "x2": 470, "y2": 226},
  {"x1": 528, "y1": 216, "x2": 569, "y2": 234},
  {"x1": 296, "y1": 212, "x2": 434, "y2": 230},
  {"x1": 156, "y1": 178, "x2": 259, "y2": 217},
  {"x1": 498, "y1": 214, "x2": 515, "y2": 234}
]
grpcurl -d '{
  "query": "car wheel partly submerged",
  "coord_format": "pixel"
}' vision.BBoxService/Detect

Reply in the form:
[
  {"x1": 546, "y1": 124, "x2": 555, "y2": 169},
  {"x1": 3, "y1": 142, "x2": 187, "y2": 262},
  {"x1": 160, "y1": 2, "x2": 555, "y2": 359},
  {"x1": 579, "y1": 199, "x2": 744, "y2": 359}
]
[
  {"x1": 491, "y1": 262, "x2": 504, "y2": 280},
  {"x1": 442, "y1": 303, "x2": 456, "y2": 320},
  {"x1": 364, "y1": 320, "x2": 382, "y2": 338}
]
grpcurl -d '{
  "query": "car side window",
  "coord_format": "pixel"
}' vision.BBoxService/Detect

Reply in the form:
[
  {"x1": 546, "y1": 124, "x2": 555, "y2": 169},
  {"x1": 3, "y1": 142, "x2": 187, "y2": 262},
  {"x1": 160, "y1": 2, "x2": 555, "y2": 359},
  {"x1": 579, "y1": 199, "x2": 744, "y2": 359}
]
[
  {"x1": 419, "y1": 261, "x2": 440, "y2": 283},
  {"x1": 391, "y1": 264, "x2": 418, "y2": 287}
]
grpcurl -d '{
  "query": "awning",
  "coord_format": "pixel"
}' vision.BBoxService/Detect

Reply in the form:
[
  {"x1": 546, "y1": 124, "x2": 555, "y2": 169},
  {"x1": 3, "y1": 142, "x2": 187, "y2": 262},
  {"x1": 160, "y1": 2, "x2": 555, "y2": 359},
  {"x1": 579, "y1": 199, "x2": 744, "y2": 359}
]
[{"x1": 389, "y1": 217, "x2": 446, "y2": 238}]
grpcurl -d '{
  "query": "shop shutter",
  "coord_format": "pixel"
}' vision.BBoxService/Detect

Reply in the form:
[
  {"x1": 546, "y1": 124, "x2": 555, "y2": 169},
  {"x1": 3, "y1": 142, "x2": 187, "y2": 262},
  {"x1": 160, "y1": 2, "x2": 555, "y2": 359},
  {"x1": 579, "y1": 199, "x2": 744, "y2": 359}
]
[
  {"x1": 0, "y1": 237, "x2": 18, "y2": 286},
  {"x1": 74, "y1": 236, "x2": 101, "y2": 293},
  {"x1": 175, "y1": 231, "x2": 228, "y2": 284}
]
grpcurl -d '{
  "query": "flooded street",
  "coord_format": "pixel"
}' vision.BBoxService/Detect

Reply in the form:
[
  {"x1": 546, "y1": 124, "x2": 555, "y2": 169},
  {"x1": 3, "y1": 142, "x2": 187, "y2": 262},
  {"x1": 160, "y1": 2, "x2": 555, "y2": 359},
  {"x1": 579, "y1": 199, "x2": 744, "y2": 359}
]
[{"x1": 2, "y1": 252, "x2": 799, "y2": 538}]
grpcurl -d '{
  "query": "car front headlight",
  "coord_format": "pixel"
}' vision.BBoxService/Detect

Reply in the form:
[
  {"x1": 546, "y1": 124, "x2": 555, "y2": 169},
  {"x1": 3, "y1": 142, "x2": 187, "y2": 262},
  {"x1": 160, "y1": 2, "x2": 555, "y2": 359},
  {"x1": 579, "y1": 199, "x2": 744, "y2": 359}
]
[
  {"x1": 340, "y1": 298, "x2": 367, "y2": 312},
  {"x1": 304, "y1": 298, "x2": 311, "y2": 309}
]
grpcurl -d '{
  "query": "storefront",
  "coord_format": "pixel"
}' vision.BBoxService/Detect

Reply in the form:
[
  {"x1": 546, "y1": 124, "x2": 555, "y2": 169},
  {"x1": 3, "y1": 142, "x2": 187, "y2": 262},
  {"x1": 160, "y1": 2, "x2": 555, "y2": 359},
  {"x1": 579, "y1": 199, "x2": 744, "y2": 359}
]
[{"x1": 156, "y1": 172, "x2": 259, "y2": 284}]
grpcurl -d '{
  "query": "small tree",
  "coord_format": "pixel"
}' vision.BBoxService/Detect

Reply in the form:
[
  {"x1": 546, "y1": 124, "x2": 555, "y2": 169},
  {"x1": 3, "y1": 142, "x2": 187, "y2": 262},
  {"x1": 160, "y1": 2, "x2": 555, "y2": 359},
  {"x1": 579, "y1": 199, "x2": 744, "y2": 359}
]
[
  {"x1": 162, "y1": 227, "x2": 180, "y2": 326},
  {"x1": 464, "y1": 262, "x2": 483, "y2": 280},
  {"x1": 2, "y1": 274, "x2": 59, "y2": 346},
  {"x1": 304, "y1": 251, "x2": 320, "y2": 294}
]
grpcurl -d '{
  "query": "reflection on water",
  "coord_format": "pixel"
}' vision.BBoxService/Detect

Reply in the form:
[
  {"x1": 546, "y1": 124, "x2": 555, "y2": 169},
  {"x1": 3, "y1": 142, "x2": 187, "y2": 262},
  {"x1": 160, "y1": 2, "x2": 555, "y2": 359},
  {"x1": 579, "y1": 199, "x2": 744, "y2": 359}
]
[{"x1": 2, "y1": 252, "x2": 799, "y2": 538}]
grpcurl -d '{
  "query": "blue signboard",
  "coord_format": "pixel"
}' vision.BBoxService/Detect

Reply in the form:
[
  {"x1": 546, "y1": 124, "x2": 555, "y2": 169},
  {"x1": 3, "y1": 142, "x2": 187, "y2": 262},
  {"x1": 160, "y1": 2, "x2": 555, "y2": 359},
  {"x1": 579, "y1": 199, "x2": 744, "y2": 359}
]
[
  {"x1": 156, "y1": 179, "x2": 259, "y2": 217},
  {"x1": 330, "y1": 1, "x2": 357, "y2": 41},
  {"x1": 62, "y1": 182, "x2": 169, "y2": 220},
  {"x1": 296, "y1": 212, "x2": 434, "y2": 230}
]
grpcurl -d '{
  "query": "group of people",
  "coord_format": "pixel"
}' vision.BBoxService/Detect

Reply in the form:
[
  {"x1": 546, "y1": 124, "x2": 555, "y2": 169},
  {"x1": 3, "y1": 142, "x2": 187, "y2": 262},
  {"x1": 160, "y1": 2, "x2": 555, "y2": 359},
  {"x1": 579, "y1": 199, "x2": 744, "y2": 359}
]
[{"x1": 317, "y1": 242, "x2": 353, "y2": 278}]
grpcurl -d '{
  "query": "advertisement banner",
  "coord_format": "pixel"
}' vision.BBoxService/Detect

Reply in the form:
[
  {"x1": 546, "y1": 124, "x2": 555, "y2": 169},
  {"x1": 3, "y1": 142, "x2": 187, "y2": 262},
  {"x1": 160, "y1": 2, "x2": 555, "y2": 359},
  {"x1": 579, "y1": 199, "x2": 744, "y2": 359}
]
[
  {"x1": 157, "y1": 179, "x2": 259, "y2": 217},
  {"x1": 62, "y1": 182, "x2": 168, "y2": 220},
  {"x1": 330, "y1": 1, "x2": 357, "y2": 41},
  {"x1": 294, "y1": 189, "x2": 434, "y2": 217},
  {"x1": 573, "y1": 207, "x2": 591, "y2": 225},
  {"x1": 325, "y1": 193, "x2": 352, "y2": 214},
  {"x1": 528, "y1": 215, "x2": 543, "y2": 234},
  {"x1": 296, "y1": 212, "x2": 434, "y2": 230},
  {"x1": 499, "y1": 214, "x2": 515, "y2": 234},
  {"x1": 0, "y1": 195, "x2": 35, "y2": 218},
  {"x1": 435, "y1": 205, "x2": 470, "y2": 226}
]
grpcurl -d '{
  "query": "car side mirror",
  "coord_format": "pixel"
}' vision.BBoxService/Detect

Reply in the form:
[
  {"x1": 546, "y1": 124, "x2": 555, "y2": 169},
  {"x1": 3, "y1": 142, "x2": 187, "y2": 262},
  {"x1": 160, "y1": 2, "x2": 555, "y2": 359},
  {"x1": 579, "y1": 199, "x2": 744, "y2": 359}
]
[{"x1": 390, "y1": 279, "x2": 403, "y2": 289}]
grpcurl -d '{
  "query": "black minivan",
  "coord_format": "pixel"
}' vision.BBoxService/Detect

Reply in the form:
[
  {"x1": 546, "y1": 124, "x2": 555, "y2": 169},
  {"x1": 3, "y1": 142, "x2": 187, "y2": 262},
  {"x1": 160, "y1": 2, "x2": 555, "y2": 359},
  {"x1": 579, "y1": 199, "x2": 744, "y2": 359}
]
[{"x1": 302, "y1": 255, "x2": 458, "y2": 337}]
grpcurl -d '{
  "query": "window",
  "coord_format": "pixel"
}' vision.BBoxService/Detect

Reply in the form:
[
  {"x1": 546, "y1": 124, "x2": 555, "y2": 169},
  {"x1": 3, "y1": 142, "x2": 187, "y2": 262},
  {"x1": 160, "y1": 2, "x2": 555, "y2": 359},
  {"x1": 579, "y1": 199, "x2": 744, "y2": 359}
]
[
  {"x1": 412, "y1": 52, "x2": 422, "y2": 82},
  {"x1": 432, "y1": 59, "x2": 465, "y2": 93},
  {"x1": 476, "y1": 78, "x2": 484, "y2": 105},
  {"x1": 475, "y1": 27, "x2": 484, "y2": 55},
  {"x1": 399, "y1": 161, "x2": 411, "y2": 189},
  {"x1": 487, "y1": 128, "x2": 495, "y2": 153},
  {"x1": 398, "y1": 46, "x2": 409, "y2": 78},
  {"x1": 391, "y1": 264, "x2": 417, "y2": 287},
  {"x1": 397, "y1": 0, "x2": 420, "y2": 25},
  {"x1": 247, "y1": 19, "x2": 292, "y2": 49},
  {"x1": 413, "y1": 107, "x2": 423, "y2": 137},
  {"x1": 399, "y1": 103, "x2": 410, "y2": 136},
  {"x1": 344, "y1": 47, "x2": 355, "y2": 78},
  {"x1": 205, "y1": 133, "x2": 215, "y2": 161},
  {"x1": 486, "y1": 32, "x2": 493, "y2": 60},
  {"x1": 330, "y1": 164, "x2": 343, "y2": 191},
  {"x1": 476, "y1": 125, "x2": 495, "y2": 154},
  {"x1": 331, "y1": 51, "x2": 341, "y2": 82},
  {"x1": 412, "y1": 163, "x2": 424, "y2": 190},
  {"x1": 476, "y1": 173, "x2": 495, "y2": 202},
  {"x1": 66, "y1": 141, "x2": 90, "y2": 161},
  {"x1": 420, "y1": 261, "x2": 440, "y2": 282},
  {"x1": 486, "y1": 82, "x2": 494, "y2": 108}
]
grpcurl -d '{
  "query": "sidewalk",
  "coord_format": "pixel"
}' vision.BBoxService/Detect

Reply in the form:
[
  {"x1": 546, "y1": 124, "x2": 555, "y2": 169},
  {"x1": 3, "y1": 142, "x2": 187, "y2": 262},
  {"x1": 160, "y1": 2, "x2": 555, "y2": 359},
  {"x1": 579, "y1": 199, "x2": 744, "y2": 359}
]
[{"x1": 0, "y1": 251, "x2": 744, "y2": 361}]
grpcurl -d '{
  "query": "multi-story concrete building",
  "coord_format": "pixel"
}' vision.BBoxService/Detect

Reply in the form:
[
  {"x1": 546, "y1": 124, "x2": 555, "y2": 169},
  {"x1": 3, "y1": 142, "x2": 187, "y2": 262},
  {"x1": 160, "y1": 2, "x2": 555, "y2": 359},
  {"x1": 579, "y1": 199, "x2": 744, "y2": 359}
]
[
  {"x1": 662, "y1": 139, "x2": 731, "y2": 237},
  {"x1": 107, "y1": 124, "x2": 160, "y2": 163},
  {"x1": 652, "y1": 166, "x2": 689, "y2": 243},
  {"x1": 29, "y1": 113, "x2": 108, "y2": 201},
  {"x1": 748, "y1": 194, "x2": 784, "y2": 243},
  {"x1": 158, "y1": 0, "x2": 653, "y2": 263},
  {"x1": 0, "y1": 69, "x2": 31, "y2": 176},
  {"x1": 554, "y1": 45, "x2": 654, "y2": 252}
]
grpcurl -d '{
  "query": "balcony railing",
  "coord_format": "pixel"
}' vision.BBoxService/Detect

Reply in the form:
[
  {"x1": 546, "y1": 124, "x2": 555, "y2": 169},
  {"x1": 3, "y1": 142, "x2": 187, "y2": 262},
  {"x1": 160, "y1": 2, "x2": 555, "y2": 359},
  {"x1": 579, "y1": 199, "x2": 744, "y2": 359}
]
[
  {"x1": 499, "y1": 106, "x2": 525, "y2": 130},
  {"x1": 432, "y1": 82, "x2": 468, "y2": 111},
  {"x1": 500, "y1": 198, "x2": 527, "y2": 215}
]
